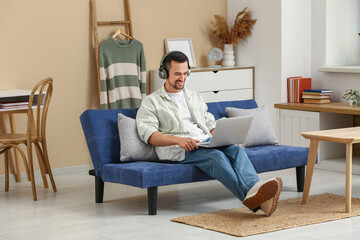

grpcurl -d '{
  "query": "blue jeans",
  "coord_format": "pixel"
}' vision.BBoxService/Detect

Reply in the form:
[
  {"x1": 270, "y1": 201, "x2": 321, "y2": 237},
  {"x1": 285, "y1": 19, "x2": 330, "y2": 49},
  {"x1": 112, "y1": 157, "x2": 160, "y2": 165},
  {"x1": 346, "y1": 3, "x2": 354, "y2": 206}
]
[{"x1": 182, "y1": 145, "x2": 259, "y2": 201}]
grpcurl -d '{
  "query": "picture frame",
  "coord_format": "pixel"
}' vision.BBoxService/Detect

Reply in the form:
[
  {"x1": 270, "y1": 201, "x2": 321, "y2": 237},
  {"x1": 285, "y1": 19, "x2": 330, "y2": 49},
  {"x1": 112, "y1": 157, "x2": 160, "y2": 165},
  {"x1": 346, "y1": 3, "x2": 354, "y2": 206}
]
[{"x1": 165, "y1": 38, "x2": 196, "y2": 68}]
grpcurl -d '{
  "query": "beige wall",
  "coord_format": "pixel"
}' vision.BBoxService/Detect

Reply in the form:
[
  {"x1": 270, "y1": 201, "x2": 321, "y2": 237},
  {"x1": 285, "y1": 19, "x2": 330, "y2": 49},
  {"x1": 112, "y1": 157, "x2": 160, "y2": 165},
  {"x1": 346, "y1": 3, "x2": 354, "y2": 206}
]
[{"x1": 0, "y1": 0, "x2": 227, "y2": 172}]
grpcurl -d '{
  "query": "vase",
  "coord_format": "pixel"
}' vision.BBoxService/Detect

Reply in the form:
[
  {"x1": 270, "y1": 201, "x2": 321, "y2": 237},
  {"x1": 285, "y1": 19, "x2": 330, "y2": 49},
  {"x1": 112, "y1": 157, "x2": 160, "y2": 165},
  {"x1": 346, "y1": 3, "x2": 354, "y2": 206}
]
[
  {"x1": 349, "y1": 100, "x2": 360, "y2": 106},
  {"x1": 222, "y1": 44, "x2": 235, "y2": 67}
]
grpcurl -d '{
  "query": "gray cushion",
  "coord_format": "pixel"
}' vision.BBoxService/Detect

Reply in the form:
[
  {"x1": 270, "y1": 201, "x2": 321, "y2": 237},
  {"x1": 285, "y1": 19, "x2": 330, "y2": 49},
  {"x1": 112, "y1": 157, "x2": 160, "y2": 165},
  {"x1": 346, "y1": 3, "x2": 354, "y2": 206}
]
[
  {"x1": 118, "y1": 113, "x2": 158, "y2": 162},
  {"x1": 225, "y1": 106, "x2": 278, "y2": 147}
]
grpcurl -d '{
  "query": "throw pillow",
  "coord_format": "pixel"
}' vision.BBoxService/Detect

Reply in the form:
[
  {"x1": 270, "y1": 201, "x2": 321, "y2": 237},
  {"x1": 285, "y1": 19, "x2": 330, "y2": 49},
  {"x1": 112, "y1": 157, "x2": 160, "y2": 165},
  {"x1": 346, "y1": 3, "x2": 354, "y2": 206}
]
[
  {"x1": 118, "y1": 113, "x2": 158, "y2": 162},
  {"x1": 225, "y1": 106, "x2": 278, "y2": 147}
]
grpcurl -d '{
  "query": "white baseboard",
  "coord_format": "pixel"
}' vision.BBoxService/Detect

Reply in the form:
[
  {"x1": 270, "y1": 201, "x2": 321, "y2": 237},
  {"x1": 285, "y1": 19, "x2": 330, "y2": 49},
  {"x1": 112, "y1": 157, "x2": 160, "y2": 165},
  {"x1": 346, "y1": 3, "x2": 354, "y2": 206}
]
[
  {"x1": 51, "y1": 164, "x2": 93, "y2": 175},
  {"x1": 0, "y1": 164, "x2": 93, "y2": 182},
  {"x1": 315, "y1": 157, "x2": 360, "y2": 175}
]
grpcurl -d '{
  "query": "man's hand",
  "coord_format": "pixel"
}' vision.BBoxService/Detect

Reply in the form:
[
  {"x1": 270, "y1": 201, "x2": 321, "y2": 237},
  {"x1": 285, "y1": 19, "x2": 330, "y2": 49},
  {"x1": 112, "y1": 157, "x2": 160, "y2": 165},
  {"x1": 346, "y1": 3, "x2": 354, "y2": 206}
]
[
  {"x1": 148, "y1": 132, "x2": 199, "y2": 151},
  {"x1": 177, "y1": 137, "x2": 199, "y2": 152}
]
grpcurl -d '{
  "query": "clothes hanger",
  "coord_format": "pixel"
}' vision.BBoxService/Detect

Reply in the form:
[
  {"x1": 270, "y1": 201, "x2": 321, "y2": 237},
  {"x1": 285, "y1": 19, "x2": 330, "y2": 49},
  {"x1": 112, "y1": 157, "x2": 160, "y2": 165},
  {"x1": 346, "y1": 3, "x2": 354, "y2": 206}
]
[{"x1": 112, "y1": 28, "x2": 133, "y2": 40}]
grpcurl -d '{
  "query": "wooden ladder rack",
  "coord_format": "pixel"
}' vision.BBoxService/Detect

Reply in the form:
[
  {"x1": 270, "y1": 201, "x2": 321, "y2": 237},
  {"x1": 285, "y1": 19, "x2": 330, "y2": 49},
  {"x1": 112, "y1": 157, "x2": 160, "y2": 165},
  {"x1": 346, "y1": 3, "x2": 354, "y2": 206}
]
[{"x1": 90, "y1": 0, "x2": 133, "y2": 108}]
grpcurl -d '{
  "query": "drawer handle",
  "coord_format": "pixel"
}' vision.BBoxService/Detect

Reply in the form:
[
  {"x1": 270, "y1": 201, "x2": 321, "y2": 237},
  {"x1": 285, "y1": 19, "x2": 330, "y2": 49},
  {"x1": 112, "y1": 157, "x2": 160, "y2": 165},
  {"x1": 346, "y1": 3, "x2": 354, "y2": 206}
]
[
  {"x1": 212, "y1": 71, "x2": 219, "y2": 73},
  {"x1": 213, "y1": 91, "x2": 219, "y2": 94}
]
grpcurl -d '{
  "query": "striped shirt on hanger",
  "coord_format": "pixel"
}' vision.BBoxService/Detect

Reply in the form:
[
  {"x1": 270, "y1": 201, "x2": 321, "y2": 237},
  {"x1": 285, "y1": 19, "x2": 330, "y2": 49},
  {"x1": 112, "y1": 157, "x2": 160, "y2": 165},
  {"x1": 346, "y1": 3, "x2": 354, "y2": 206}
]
[{"x1": 99, "y1": 37, "x2": 146, "y2": 109}]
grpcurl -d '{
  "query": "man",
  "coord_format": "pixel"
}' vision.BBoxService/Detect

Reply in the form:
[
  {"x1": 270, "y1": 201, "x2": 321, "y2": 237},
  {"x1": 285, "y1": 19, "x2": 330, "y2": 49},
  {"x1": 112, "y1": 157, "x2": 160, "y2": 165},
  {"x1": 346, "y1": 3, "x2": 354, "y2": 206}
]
[{"x1": 136, "y1": 51, "x2": 282, "y2": 216}]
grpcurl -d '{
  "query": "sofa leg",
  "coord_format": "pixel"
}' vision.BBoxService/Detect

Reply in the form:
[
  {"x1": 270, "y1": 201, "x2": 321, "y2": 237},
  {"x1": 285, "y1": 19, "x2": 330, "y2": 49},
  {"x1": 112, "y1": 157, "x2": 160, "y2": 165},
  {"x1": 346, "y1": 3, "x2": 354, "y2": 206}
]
[
  {"x1": 89, "y1": 169, "x2": 104, "y2": 203},
  {"x1": 147, "y1": 187, "x2": 158, "y2": 215},
  {"x1": 95, "y1": 175, "x2": 104, "y2": 203},
  {"x1": 296, "y1": 166, "x2": 305, "y2": 192}
]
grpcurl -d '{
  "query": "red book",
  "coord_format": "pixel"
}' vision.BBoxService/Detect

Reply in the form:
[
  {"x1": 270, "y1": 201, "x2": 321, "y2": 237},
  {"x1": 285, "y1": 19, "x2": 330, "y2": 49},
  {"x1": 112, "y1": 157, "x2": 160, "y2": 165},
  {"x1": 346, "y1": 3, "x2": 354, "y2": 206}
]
[{"x1": 297, "y1": 78, "x2": 312, "y2": 103}]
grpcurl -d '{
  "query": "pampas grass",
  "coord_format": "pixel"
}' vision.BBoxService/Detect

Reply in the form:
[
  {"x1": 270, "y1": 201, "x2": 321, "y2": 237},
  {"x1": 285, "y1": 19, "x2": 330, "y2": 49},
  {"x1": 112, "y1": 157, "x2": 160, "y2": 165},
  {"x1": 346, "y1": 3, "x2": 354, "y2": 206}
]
[{"x1": 210, "y1": 7, "x2": 257, "y2": 45}]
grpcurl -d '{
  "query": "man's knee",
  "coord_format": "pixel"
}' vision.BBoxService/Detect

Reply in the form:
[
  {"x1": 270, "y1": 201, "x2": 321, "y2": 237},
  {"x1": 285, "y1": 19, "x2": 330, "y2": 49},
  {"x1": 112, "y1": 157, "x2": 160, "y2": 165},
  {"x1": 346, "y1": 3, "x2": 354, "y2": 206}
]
[
  {"x1": 209, "y1": 150, "x2": 229, "y2": 165},
  {"x1": 227, "y1": 144, "x2": 246, "y2": 154}
]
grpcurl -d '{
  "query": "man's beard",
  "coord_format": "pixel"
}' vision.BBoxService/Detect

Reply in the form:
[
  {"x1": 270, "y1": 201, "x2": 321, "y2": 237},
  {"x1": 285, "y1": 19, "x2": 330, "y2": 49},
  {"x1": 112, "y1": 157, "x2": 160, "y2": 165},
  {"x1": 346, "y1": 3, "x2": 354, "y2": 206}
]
[{"x1": 169, "y1": 80, "x2": 184, "y2": 90}]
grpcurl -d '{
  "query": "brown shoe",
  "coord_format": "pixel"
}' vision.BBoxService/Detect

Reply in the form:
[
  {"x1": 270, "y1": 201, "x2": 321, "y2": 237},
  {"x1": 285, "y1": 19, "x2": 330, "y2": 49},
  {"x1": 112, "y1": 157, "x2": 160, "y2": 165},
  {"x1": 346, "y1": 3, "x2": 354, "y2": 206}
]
[
  {"x1": 260, "y1": 177, "x2": 283, "y2": 216},
  {"x1": 243, "y1": 178, "x2": 280, "y2": 210}
]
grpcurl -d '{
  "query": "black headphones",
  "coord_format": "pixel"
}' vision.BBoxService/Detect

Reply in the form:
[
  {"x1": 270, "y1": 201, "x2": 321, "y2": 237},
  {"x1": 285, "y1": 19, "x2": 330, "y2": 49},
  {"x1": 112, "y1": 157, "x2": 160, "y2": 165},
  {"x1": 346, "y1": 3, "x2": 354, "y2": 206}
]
[{"x1": 158, "y1": 51, "x2": 191, "y2": 79}]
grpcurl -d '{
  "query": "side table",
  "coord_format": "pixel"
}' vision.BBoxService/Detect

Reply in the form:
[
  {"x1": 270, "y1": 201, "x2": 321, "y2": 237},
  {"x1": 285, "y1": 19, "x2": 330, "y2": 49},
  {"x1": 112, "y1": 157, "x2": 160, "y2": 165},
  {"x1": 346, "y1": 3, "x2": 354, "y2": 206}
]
[{"x1": 301, "y1": 127, "x2": 360, "y2": 213}]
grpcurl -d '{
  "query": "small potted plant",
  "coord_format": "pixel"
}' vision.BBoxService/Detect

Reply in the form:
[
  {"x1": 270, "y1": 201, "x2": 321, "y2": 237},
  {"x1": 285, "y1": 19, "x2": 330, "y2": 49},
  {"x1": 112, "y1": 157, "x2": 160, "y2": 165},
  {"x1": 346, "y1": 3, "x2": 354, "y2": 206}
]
[{"x1": 343, "y1": 89, "x2": 360, "y2": 106}]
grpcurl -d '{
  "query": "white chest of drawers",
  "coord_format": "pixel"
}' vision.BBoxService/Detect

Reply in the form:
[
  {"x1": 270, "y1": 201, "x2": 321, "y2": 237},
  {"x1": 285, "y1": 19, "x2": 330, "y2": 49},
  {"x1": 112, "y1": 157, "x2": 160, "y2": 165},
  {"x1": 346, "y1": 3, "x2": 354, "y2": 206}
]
[{"x1": 150, "y1": 66, "x2": 254, "y2": 102}]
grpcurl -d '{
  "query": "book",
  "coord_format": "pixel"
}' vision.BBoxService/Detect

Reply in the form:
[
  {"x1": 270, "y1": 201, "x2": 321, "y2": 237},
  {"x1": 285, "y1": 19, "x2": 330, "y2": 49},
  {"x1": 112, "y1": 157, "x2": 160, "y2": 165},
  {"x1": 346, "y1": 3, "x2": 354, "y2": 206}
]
[
  {"x1": 287, "y1": 76, "x2": 299, "y2": 102},
  {"x1": 0, "y1": 101, "x2": 28, "y2": 106},
  {"x1": 300, "y1": 91, "x2": 332, "y2": 96},
  {"x1": 287, "y1": 77, "x2": 311, "y2": 103},
  {"x1": 302, "y1": 94, "x2": 331, "y2": 99},
  {"x1": 0, "y1": 91, "x2": 40, "y2": 104},
  {"x1": 297, "y1": 78, "x2": 311, "y2": 102},
  {"x1": 0, "y1": 101, "x2": 28, "y2": 109},
  {"x1": 303, "y1": 98, "x2": 331, "y2": 104},
  {"x1": 0, "y1": 105, "x2": 28, "y2": 109},
  {"x1": 0, "y1": 90, "x2": 31, "y2": 103},
  {"x1": 303, "y1": 89, "x2": 333, "y2": 93}
]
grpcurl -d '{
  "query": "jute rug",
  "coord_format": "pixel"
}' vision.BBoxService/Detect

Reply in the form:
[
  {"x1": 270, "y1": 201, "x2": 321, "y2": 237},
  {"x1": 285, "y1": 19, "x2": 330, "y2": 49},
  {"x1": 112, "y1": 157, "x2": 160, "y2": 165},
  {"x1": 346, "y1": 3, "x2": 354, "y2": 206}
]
[{"x1": 171, "y1": 193, "x2": 360, "y2": 237}]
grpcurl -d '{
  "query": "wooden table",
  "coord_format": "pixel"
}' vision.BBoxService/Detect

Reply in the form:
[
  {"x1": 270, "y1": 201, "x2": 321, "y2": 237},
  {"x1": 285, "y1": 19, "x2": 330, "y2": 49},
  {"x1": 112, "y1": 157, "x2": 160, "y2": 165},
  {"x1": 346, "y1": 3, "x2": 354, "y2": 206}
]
[
  {"x1": 275, "y1": 102, "x2": 360, "y2": 157},
  {"x1": 0, "y1": 89, "x2": 32, "y2": 182},
  {"x1": 274, "y1": 102, "x2": 360, "y2": 115},
  {"x1": 301, "y1": 127, "x2": 360, "y2": 213}
]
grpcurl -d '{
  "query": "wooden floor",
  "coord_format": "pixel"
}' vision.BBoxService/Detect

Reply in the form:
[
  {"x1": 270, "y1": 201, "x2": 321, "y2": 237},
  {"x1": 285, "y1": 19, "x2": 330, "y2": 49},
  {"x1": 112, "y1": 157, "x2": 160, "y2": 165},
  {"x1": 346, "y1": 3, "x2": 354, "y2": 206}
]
[{"x1": 1, "y1": 165, "x2": 360, "y2": 240}]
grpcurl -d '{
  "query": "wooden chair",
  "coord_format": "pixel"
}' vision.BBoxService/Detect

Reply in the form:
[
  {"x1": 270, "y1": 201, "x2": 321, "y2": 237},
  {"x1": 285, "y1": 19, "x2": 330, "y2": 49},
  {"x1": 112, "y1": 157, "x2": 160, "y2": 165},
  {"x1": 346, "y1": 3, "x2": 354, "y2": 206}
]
[{"x1": 0, "y1": 78, "x2": 56, "y2": 200}]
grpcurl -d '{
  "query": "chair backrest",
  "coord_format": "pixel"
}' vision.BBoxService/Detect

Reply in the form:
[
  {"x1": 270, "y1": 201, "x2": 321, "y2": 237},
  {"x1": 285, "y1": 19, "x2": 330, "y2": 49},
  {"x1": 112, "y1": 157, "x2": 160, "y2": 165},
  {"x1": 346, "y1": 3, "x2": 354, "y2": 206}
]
[{"x1": 27, "y1": 78, "x2": 53, "y2": 142}]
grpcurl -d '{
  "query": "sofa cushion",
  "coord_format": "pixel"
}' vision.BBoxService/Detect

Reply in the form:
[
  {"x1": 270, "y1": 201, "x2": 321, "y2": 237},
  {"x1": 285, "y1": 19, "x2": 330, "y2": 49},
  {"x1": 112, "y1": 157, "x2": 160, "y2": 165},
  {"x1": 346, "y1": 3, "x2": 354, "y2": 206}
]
[
  {"x1": 118, "y1": 113, "x2": 158, "y2": 162},
  {"x1": 101, "y1": 161, "x2": 213, "y2": 188},
  {"x1": 245, "y1": 145, "x2": 309, "y2": 173},
  {"x1": 226, "y1": 106, "x2": 278, "y2": 147}
]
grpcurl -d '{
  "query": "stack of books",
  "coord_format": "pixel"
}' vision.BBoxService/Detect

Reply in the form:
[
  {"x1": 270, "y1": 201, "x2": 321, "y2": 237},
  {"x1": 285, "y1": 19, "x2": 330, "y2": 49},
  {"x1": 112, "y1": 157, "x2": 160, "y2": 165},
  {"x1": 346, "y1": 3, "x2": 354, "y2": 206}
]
[
  {"x1": 0, "y1": 101, "x2": 28, "y2": 109},
  {"x1": 302, "y1": 89, "x2": 333, "y2": 104},
  {"x1": 287, "y1": 77, "x2": 312, "y2": 103}
]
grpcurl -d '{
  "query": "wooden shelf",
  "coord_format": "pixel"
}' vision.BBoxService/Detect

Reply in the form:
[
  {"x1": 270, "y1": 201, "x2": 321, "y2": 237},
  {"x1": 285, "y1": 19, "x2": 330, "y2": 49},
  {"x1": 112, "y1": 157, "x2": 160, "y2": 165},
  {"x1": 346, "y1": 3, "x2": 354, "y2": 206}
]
[
  {"x1": 318, "y1": 65, "x2": 360, "y2": 73},
  {"x1": 274, "y1": 102, "x2": 360, "y2": 115}
]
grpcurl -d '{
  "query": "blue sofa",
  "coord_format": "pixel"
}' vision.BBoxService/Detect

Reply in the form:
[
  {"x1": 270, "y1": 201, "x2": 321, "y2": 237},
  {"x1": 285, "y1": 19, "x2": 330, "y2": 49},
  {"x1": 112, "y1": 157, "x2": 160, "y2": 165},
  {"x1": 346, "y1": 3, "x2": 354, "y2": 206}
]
[{"x1": 80, "y1": 99, "x2": 309, "y2": 215}]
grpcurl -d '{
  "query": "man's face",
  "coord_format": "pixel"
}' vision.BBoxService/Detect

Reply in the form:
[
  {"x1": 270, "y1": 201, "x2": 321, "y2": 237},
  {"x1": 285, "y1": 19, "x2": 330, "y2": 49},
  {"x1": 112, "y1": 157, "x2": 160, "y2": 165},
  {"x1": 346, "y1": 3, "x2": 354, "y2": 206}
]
[{"x1": 164, "y1": 60, "x2": 189, "y2": 93}]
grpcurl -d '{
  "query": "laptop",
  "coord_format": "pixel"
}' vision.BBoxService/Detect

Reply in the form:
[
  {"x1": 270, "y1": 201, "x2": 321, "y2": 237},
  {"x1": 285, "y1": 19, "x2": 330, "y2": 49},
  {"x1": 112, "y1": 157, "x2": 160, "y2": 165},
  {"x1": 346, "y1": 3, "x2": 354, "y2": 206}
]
[{"x1": 197, "y1": 116, "x2": 253, "y2": 148}]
